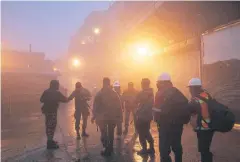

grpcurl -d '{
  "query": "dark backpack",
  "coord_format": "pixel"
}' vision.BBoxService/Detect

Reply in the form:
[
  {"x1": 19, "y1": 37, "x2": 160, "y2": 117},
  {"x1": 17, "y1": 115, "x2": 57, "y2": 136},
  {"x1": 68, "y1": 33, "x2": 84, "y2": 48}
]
[
  {"x1": 156, "y1": 87, "x2": 191, "y2": 125},
  {"x1": 198, "y1": 96, "x2": 235, "y2": 132}
]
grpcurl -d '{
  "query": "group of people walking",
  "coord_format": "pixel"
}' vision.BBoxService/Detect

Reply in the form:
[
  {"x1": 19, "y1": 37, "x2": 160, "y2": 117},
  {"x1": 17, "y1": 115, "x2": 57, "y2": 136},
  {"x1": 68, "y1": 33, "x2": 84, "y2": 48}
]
[{"x1": 40, "y1": 72, "x2": 215, "y2": 162}]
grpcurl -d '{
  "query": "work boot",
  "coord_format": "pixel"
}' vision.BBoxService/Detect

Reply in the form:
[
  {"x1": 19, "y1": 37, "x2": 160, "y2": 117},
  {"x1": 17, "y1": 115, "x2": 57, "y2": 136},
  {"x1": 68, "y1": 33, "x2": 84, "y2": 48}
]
[
  {"x1": 101, "y1": 148, "x2": 113, "y2": 157},
  {"x1": 81, "y1": 131, "x2": 89, "y2": 137},
  {"x1": 137, "y1": 149, "x2": 148, "y2": 155},
  {"x1": 76, "y1": 131, "x2": 81, "y2": 140},
  {"x1": 47, "y1": 140, "x2": 59, "y2": 149}
]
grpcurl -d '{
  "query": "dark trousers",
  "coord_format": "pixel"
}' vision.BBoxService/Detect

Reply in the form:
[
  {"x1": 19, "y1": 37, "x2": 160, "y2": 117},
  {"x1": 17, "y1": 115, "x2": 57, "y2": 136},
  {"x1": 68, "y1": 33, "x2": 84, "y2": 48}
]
[
  {"x1": 116, "y1": 122, "x2": 122, "y2": 136},
  {"x1": 158, "y1": 124, "x2": 183, "y2": 162},
  {"x1": 74, "y1": 109, "x2": 89, "y2": 133},
  {"x1": 197, "y1": 130, "x2": 214, "y2": 162},
  {"x1": 98, "y1": 120, "x2": 116, "y2": 152},
  {"x1": 124, "y1": 109, "x2": 137, "y2": 132},
  {"x1": 45, "y1": 113, "x2": 57, "y2": 141},
  {"x1": 136, "y1": 120, "x2": 154, "y2": 150}
]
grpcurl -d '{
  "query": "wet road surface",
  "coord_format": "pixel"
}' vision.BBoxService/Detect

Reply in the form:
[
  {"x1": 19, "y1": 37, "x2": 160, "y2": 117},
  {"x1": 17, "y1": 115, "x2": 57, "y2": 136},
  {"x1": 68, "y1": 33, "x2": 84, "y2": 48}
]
[{"x1": 2, "y1": 103, "x2": 240, "y2": 162}]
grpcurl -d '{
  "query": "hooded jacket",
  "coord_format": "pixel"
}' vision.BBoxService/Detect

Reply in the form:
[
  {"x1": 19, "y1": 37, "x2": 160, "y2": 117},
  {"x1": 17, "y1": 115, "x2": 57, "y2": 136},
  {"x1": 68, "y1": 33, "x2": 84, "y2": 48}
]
[
  {"x1": 40, "y1": 88, "x2": 67, "y2": 114},
  {"x1": 92, "y1": 86, "x2": 122, "y2": 123},
  {"x1": 135, "y1": 88, "x2": 154, "y2": 122}
]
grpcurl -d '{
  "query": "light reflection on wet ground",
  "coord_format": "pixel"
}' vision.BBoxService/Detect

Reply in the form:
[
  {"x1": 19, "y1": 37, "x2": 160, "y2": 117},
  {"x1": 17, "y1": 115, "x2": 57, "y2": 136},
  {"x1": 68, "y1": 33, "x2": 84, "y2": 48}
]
[{"x1": 2, "y1": 101, "x2": 240, "y2": 162}]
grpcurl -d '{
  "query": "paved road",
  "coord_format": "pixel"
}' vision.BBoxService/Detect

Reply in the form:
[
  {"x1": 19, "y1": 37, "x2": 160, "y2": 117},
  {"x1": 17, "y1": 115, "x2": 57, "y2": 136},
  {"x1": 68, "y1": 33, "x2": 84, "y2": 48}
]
[{"x1": 2, "y1": 103, "x2": 240, "y2": 162}]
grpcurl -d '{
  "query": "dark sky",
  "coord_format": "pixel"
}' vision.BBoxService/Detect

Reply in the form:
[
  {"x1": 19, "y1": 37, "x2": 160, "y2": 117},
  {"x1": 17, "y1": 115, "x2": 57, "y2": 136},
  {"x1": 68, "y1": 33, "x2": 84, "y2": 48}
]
[{"x1": 1, "y1": 1, "x2": 110, "y2": 60}]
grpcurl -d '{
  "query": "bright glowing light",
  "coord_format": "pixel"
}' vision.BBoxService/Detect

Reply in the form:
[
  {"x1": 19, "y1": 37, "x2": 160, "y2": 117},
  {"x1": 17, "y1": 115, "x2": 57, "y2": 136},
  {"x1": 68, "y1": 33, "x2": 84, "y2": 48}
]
[
  {"x1": 53, "y1": 67, "x2": 58, "y2": 71},
  {"x1": 93, "y1": 28, "x2": 100, "y2": 35},
  {"x1": 81, "y1": 41, "x2": 85, "y2": 45},
  {"x1": 137, "y1": 47, "x2": 148, "y2": 56},
  {"x1": 72, "y1": 59, "x2": 80, "y2": 67}
]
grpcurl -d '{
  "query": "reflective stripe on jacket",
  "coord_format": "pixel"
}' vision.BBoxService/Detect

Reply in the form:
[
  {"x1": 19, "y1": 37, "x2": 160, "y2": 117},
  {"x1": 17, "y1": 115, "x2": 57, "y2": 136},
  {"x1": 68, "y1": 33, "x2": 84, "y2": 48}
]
[{"x1": 194, "y1": 92, "x2": 211, "y2": 130}]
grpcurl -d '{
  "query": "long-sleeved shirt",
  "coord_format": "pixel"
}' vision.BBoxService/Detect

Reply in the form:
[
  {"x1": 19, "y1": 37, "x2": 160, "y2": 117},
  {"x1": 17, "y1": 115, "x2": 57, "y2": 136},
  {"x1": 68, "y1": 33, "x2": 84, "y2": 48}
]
[
  {"x1": 135, "y1": 88, "x2": 154, "y2": 122},
  {"x1": 122, "y1": 89, "x2": 138, "y2": 111},
  {"x1": 40, "y1": 88, "x2": 67, "y2": 114}
]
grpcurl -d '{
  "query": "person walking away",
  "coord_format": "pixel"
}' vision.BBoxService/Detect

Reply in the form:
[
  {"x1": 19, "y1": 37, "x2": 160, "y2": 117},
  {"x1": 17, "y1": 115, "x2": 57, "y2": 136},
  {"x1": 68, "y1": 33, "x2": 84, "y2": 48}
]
[
  {"x1": 188, "y1": 78, "x2": 214, "y2": 162},
  {"x1": 122, "y1": 82, "x2": 138, "y2": 135},
  {"x1": 68, "y1": 82, "x2": 91, "y2": 140},
  {"x1": 91, "y1": 77, "x2": 122, "y2": 156},
  {"x1": 40, "y1": 80, "x2": 68, "y2": 149},
  {"x1": 153, "y1": 73, "x2": 189, "y2": 162},
  {"x1": 113, "y1": 81, "x2": 123, "y2": 140},
  {"x1": 135, "y1": 78, "x2": 155, "y2": 155}
]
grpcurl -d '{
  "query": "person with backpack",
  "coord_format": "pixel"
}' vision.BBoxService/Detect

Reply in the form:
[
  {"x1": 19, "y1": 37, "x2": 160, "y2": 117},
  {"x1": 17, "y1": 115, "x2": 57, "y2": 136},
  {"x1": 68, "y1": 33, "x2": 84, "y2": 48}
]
[
  {"x1": 153, "y1": 73, "x2": 189, "y2": 162},
  {"x1": 122, "y1": 82, "x2": 138, "y2": 135},
  {"x1": 188, "y1": 77, "x2": 235, "y2": 162},
  {"x1": 68, "y1": 82, "x2": 91, "y2": 139},
  {"x1": 188, "y1": 78, "x2": 214, "y2": 162},
  {"x1": 91, "y1": 77, "x2": 122, "y2": 156},
  {"x1": 135, "y1": 78, "x2": 155, "y2": 155},
  {"x1": 40, "y1": 80, "x2": 68, "y2": 149}
]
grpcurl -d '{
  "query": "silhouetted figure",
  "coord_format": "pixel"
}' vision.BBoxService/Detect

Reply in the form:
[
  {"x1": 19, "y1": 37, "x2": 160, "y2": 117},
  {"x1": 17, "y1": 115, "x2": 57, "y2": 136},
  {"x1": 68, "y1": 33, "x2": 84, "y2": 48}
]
[
  {"x1": 68, "y1": 82, "x2": 91, "y2": 139},
  {"x1": 153, "y1": 73, "x2": 189, "y2": 162},
  {"x1": 92, "y1": 77, "x2": 122, "y2": 156},
  {"x1": 135, "y1": 78, "x2": 155, "y2": 155},
  {"x1": 40, "y1": 80, "x2": 67, "y2": 149},
  {"x1": 113, "y1": 81, "x2": 123, "y2": 140},
  {"x1": 122, "y1": 82, "x2": 138, "y2": 135},
  {"x1": 188, "y1": 78, "x2": 214, "y2": 162}
]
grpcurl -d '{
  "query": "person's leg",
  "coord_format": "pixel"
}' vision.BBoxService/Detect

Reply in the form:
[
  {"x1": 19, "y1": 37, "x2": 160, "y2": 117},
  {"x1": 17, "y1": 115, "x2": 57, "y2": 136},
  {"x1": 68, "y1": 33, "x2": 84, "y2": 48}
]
[
  {"x1": 145, "y1": 121, "x2": 155, "y2": 154},
  {"x1": 101, "y1": 120, "x2": 116, "y2": 156},
  {"x1": 98, "y1": 121, "x2": 107, "y2": 148},
  {"x1": 81, "y1": 110, "x2": 89, "y2": 137},
  {"x1": 158, "y1": 125, "x2": 172, "y2": 162},
  {"x1": 45, "y1": 113, "x2": 59, "y2": 149},
  {"x1": 124, "y1": 110, "x2": 130, "y2": 134},
  {"x1": 116, "y1": 121, "x2": 122, "y2": 138},
  {"x1": 74, "y1": 111, "x2": 81, "y2": 139},
  {"x1": 197, "y1": 131, "x2": 214, "y2": 162},
  {"x1": 133, "y1": 110, "x2": 138, "y2": 134},
  {"x1": 108, "y1": 121, "x2": 116, "y2": 153},
  {"x1": 136, "y1": 120, "x2": 148, "y2": 154},
  {"x1": 171, "y1": 126, "x2": 183, "y2": 162}
]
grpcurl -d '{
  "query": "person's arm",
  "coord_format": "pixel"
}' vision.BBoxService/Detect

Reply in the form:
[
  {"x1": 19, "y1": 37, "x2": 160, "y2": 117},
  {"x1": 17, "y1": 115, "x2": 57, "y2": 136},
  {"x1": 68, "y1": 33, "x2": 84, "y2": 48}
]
[
  {"x1": 92, "y1": 92, "x2": 101, "y2": 120},
  {"x1": 58, "y1": 91, "x2": 68, "y2": 103},
  {"x1": 67, "y1": 91, "x2": 75, "y2": 101},
  {"x1": 188, "y1": 98, "x2": 201, "y2": 115},
  {"x1": 40, "y1": 91, "x2": 46, "y2": 103}
]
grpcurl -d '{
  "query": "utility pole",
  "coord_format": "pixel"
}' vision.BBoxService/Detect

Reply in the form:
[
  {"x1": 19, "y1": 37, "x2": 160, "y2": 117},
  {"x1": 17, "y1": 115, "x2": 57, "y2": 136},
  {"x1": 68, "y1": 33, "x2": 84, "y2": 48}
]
[{"x1": 29, "y1": 44, "x2": 32, "y2": 52}]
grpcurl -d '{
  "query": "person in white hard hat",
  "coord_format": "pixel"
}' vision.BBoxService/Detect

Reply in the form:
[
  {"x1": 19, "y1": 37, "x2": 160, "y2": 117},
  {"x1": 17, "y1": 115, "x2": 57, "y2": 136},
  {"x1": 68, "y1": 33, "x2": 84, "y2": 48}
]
[
  {"x1": 113, "y1": 81, "x2": 123, "y2": 140},
  {"x1": 188, "y1": 78, "x2": 214, "y2": 162},
  {"x1": 153, "y1": 72, "x2": 189, "y2": 162}
]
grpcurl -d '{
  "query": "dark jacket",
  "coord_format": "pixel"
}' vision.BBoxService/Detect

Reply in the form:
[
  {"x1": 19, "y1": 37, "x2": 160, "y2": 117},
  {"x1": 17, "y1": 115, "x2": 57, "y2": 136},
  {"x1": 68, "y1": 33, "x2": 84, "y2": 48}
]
[
  {"x1": 93, "y1": 87, "x2": 122, "y2": 123},
  {"x1": 40, "y1": 88, "x2": 67, "y2": 114},
  {"x1": 135, "y1": 88, "x2": 154, "y2": 122},
  {"x1": 122, "y1": 89, "x2": 138, "y2": 111},
  {"x1": 154, "y1": 87, "x2": 189, "y2": 126},
  {"x1": 68, "y1": 87, "x2": 91, "y2": 111}
]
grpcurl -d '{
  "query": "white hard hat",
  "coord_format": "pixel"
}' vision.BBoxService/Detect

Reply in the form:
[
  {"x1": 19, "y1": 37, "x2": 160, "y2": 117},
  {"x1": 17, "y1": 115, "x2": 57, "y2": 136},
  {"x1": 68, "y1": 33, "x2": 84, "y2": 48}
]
[
  {"x1": 113, "y1": 81, "x2": 120, "y2": 87},
  {"x1": 157, "y1": 72, "x2": 171, "y2": 81},
  {"x1": 188, "y1": 78, "x2": 202, "y2": 87}
]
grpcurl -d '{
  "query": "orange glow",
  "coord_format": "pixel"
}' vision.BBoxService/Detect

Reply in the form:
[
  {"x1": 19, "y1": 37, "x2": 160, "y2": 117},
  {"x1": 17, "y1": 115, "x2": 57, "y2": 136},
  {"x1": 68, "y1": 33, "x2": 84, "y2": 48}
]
[
  {"x1": 93, "y1": 28, "x2": 100, "y2": 35},
  {"x1": 72, "y1": 58, "x2": 80, "y2": 67}
]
